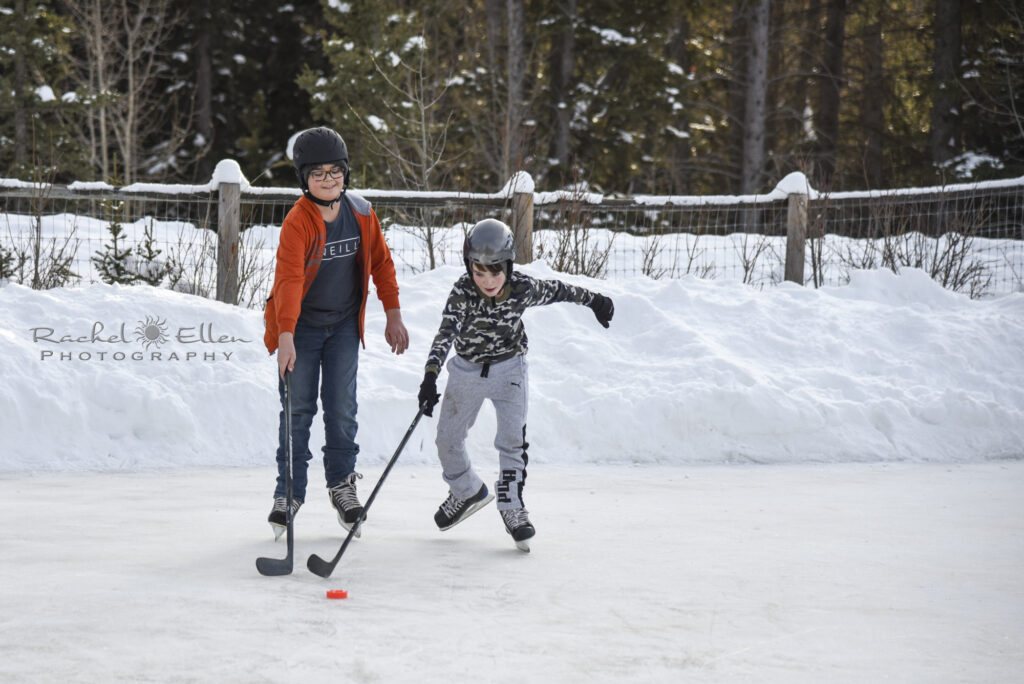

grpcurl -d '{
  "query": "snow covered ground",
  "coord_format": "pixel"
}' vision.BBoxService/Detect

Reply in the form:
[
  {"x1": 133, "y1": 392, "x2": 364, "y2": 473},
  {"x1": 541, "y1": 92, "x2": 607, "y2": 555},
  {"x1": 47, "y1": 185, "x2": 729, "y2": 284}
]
[{"x1": 1, "y1": 264, "x2": 1023, "y2": 682}]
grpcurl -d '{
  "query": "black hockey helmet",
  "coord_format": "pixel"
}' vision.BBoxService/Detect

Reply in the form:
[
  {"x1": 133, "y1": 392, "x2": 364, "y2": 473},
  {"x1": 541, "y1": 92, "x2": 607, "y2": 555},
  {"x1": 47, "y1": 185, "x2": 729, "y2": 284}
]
[
  {"x1": 464, "y1": 218, "x2": 515, "y2": 279},
  {"x1": 292, "y1": 127, "x2": 350, "y2": 202}
]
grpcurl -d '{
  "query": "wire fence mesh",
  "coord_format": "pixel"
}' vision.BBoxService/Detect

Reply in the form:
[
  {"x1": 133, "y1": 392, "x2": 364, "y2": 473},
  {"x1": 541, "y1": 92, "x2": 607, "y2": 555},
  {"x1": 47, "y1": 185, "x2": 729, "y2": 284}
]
[
  {"x1": 2, "y1": 172, "x2": 1022, "y2": 308},
  {"x1": 805, "y1": 183, "x2": 1024, "y2": 296}
]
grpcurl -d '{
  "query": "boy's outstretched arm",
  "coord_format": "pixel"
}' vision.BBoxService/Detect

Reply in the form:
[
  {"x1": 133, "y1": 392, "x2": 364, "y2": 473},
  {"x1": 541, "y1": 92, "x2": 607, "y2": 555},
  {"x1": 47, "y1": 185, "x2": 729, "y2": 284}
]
[
  {"x1": 525, "y1": 276, "x2": 613, "y2": 328},
  {"x1": 589, "y1": 293, "x2": 615, "y2": 328}
]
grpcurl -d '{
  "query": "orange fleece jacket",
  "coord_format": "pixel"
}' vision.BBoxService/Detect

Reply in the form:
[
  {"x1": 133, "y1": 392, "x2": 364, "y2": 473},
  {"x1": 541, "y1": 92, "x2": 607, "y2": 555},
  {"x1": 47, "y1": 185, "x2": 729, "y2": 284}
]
[{"x1": 263, "y1": 192, "x2": 401, "y2": 354}]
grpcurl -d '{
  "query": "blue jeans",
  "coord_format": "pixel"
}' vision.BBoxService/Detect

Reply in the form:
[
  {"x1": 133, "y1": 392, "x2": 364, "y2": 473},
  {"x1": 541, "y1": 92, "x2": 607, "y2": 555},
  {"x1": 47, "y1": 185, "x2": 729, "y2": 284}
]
[{"x1": 275, "y1": 317, "x2": 360, "y2": 502}]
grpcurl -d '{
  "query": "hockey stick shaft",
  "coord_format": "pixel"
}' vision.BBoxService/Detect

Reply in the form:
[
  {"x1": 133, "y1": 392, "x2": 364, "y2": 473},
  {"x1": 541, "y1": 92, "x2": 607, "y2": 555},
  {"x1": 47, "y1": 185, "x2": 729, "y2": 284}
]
[
  {"x1": 256, "y1": 371, "x2": 295, "y2": 576},
  {"x1": 307, "y1": 409, "x2": 425, "y2": 578}
]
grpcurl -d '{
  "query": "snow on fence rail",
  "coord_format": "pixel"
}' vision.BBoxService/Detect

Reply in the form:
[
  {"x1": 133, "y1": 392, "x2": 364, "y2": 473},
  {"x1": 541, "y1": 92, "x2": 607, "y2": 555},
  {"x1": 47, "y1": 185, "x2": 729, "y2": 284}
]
[{"x1": 1, "y1": 160, "x2": 1022, "y2": 306}]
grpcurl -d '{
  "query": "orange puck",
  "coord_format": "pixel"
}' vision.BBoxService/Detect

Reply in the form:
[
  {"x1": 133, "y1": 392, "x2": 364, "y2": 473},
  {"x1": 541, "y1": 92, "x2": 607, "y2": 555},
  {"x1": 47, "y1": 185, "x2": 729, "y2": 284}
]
[{"x1": 326, "y1": 590, "x2": 348, "y2": 599}]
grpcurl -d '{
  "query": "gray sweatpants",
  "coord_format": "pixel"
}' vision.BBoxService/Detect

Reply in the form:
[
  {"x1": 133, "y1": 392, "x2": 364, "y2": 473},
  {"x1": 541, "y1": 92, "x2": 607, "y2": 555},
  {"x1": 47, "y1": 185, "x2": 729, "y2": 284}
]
[{"x1": 435, "y1": 354, "x2": 529, "y2": 510}]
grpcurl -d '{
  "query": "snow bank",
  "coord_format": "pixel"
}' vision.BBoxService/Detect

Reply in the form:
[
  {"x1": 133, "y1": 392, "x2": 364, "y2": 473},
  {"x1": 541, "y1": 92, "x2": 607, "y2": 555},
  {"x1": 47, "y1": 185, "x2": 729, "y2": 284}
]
[{"x1": 1, "y1": 265, "x2": 1022, "y2": 473}]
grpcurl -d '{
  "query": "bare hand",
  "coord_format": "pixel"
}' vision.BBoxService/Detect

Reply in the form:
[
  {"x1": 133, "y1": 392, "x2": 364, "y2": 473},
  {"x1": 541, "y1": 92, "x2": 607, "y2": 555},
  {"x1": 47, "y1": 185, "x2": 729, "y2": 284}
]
[
  {"x1": 384, "y1": 308, "x2": 409, "y2": 355},
  {"x1": 277, "y1": 332, "x2": 296, "y2": 378}
]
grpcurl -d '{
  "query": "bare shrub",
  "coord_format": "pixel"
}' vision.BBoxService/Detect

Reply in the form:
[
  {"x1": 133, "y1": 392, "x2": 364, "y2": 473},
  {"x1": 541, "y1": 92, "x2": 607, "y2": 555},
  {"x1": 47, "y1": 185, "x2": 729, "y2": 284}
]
[
  {"x1": 236, "y1": 228, "x2": 274, "y2": 309},
  {"x1": 640, "y1": 232, "x2": 668, "y2": 279},
  {"x1": 733, "y1": 232, "x2": 775, "y2": 285},
  {"x1": 384, "y1": 203, "x2": 469, "y2": 274},
  {"x1": 832, "y1": 195, "x2": 994, "y2": 297},
  {"x1": 166, "y1": 225, "x2": 216, "y2": 298},
  {"x1": 17, "y1": 222, "x2": 80, "y2": 289},
  {"x1": 9, "y1": 172, "x2": 82, "y2": 289},
  {"x1": 534, "y1": 184, "x2": 613, "y2": 278}
]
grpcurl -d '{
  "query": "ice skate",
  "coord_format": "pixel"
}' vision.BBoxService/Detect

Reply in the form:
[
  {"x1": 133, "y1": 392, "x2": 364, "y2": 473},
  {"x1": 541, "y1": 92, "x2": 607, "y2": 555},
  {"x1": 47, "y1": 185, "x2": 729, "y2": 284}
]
[
  {"x1": 500, "y1": 507, "x2": 535, "y2": 552},
  {"x1": 434, "y1": 484, "x2": 494, "y2": 531},
  {"x1": 328, "y1": 472, "x2": 364, "y2": 538},
  {"x1": 267, "y1": 497, "x2": 302, "y2": 541}
]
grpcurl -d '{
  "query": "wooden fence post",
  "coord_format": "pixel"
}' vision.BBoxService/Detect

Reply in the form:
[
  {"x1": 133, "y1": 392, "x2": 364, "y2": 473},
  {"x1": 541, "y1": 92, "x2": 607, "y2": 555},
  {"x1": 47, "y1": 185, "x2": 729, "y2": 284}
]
[
  {"x1": 784, "y1": 192, "x2": 808, "y2": 284},
  {"x1": 505, "y1": 170, "x2": 535, "y2": 264},
  {"x1": 216, "y1": 180, "x2": 240, "y2": 304},
  {"x1": 511, "y1": 189, "x2": 533, "y2": 264}
]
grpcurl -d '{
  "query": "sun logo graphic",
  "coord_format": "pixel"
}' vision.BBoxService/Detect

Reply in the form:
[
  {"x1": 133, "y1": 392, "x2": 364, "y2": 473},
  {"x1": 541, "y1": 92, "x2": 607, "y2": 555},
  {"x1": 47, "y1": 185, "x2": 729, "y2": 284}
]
[{"x1": 135, "y1": 316, "x2": 169, "y2": 349}]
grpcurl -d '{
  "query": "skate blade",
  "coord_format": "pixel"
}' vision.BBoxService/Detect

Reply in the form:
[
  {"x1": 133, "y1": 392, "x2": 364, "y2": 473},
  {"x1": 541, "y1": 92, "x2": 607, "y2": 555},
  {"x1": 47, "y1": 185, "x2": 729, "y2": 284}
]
[
  {"x1": 514, "y1": 539, "x2": 531, "y2": 553},
  {"x1": 270, "y1": 522, "x2": 285, "y2": 541},
  {"x1": 339, "y1": 516, "x2": 362, "y2": 539}
]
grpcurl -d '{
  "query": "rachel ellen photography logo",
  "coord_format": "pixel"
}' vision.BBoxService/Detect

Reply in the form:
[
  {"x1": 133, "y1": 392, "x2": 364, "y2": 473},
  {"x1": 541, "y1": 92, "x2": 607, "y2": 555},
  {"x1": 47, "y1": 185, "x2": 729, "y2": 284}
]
[
  {"x1": 135, "y1": 316, "x2": 169, "y2": 349},
  {"x1": 30, "y1": 316, "x2": 252, "y2": 363}
]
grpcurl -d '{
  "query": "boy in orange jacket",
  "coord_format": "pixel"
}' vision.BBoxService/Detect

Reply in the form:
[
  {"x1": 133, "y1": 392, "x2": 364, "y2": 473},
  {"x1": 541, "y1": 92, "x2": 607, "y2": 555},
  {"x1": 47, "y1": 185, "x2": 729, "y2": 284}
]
[{"x1": 263, "y1": 127, "x2": 408, "y2": 539}]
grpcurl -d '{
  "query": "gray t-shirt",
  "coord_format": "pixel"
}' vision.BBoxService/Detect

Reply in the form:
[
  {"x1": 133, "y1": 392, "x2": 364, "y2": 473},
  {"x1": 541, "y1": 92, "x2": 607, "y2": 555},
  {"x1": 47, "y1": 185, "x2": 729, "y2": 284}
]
[{"x1": 298, "y1": 198, "x2": 362, "y2": 328}]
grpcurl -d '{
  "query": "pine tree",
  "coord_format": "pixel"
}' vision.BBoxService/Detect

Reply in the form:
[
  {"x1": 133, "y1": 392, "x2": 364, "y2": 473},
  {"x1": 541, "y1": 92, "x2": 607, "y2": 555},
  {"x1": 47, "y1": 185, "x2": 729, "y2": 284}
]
[
  {"x1": 0, "y1": 241, "x2": 17, "y2": 281},
  {"x1": 958, "y1": 0, "x2": 1024, "y2": 179},
  {"x1": 135, "y1": 221, "x2": 169, "y2": 286},
  {"x1": 91, "y1": 199, "x2": 140, "y2": 285},
  {"x1": 165, "y1": 0, "x2": 329, "y2": 184},
  {"x1": 0, "y1": 0, "x2": 84, "y2": 180}
]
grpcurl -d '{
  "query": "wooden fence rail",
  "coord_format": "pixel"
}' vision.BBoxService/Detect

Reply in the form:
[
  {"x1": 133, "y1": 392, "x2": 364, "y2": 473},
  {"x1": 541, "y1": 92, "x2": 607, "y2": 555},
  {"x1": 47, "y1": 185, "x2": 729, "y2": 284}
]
[{"x1": 2, "y1": 162, "x2": 1022, "y2": 300}]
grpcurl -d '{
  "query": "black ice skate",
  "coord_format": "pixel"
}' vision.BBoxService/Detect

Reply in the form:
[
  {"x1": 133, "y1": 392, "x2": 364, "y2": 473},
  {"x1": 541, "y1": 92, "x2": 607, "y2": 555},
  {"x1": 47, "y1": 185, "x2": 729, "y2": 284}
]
[
  {"x1": 329, "y1": 472, "x2": 364, "y2": 538},
  {"x1": 268, "y1": 497, "x2": 303, "y2": 541},
  {"x1": 434, "y1": 484, "x2": 494, "y2": 531},
  {"x1": 500, "y1": 507, "x2": 535, "y2": 552}
]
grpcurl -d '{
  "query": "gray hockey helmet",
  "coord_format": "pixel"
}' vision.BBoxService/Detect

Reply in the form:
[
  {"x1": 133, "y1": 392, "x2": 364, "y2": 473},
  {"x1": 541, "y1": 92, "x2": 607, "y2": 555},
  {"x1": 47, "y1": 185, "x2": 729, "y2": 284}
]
[{"x1": 464, "y1": 219, "x2": 515, "y2": 278}]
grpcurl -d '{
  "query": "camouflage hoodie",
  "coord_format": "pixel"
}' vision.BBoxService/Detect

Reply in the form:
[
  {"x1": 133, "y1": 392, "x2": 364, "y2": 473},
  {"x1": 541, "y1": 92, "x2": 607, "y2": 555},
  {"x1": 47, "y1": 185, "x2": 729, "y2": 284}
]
[{"x1": 425, "y1": 271, "x2": 596, "y2": 375}]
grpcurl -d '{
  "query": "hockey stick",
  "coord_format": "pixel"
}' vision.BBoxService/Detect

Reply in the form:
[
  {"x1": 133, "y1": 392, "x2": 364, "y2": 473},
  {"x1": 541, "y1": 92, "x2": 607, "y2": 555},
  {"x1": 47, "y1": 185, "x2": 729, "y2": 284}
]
[
  {"x1": 307, "y1": 409, "x2": 425, "y2": 578},
  {"x1": 256, "y1": 371, "x2": 295, "y2": 576}
]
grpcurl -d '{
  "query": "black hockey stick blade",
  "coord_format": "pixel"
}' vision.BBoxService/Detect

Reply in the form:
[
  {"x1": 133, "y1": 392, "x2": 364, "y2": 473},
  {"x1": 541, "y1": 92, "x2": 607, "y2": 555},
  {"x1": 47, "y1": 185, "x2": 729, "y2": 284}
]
[
  {"x1": 256, "y1": 557, "x2": 293, "y2": 575},
  {"x1": 307, "y1": 409, "x2": 424, "y2": 578},
  {"x1": 256, "y1": 513, "x2": 295, "y2": 575},
  {"x1": 306, "y1": 519, "x2": 359, "y2": 578}
]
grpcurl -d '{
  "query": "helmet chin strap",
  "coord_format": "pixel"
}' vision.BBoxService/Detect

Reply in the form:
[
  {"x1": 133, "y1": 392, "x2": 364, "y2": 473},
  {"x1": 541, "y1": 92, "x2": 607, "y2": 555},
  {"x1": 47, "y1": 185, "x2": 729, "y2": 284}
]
[{"x1": 302, "y1": 187, "x2": 345, "y2": 208}]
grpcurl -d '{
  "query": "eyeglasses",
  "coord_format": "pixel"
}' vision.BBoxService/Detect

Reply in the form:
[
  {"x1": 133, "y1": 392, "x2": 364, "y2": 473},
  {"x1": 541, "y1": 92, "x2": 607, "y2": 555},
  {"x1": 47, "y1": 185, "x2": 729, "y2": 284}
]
[{"x1": 309, "y1": 166, "x2": 345, "y2": 182}]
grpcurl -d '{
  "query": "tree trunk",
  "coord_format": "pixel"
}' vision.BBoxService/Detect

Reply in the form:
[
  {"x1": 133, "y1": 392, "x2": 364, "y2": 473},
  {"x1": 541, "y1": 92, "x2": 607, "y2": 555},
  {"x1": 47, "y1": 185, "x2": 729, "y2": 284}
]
[
  {"x1": 727, "y1": 2, "x2": 748, "y2": 192},
  {"x1": 862, "y1": 8, "x2": 885, "y2": 187},
  {"x1": 741, "y1": 0, "x2": 770, "y2": 193},
  {"x1": 123, "y1": 0, "x2": 136, "y2": 184},
  {"x1": 929, "y1": 0, "x2": 962, "y2": 165},
  {"x1": 505, "y1": 0, "x2": 527, "y2": 179},
  {"x1": 665, "y1": 7, "x2": 692, "y2": 194},
  {"x1": 91, "y1": 0, "x2": 111, "y2": 180},
  {"x1": 814, "y1": 0, "x2": 847, "y2": 187},
  {"x1": 195, "y1": 22, "x2": 214, "y2": 182},
  {"x1": 12, "y1": 0, "x2": 28, "y2": 169},
  {"x1": 548, "y1": 0, "x2": 576, "y2": 182},
  {"x1": 796, "y1": 0, "x2": 822, "y2": 147},
  {"x1": 482, "y1": 0, "x2": 506, "y2": 182},
  {"x1": 485, "y1": 0, "x2": 504, "y2": 89}
]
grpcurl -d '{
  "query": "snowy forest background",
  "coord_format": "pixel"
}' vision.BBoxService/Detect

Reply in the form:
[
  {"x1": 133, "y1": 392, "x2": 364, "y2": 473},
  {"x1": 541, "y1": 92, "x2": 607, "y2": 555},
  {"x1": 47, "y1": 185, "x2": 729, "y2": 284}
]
[{"x1": 2, "y1": 0, "x2": 1022, "y2": 197}]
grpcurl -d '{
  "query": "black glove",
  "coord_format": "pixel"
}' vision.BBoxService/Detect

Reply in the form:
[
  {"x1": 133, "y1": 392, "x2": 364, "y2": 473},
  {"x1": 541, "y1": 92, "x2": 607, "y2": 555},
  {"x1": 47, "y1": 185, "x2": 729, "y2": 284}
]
[
  {"x1": 589, "y1": 293, "x2": 614, "y2": 328},
  {"x1": 418, "y1": 372, "x2": 440, "y2": 417}
]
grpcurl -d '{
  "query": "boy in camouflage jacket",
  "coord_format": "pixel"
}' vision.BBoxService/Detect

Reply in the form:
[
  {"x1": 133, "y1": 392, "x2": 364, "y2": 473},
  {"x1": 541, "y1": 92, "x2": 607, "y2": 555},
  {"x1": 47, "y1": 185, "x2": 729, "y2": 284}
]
[{"x1": 417, "y1": 219, "x2": 614, "y2": 551}]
